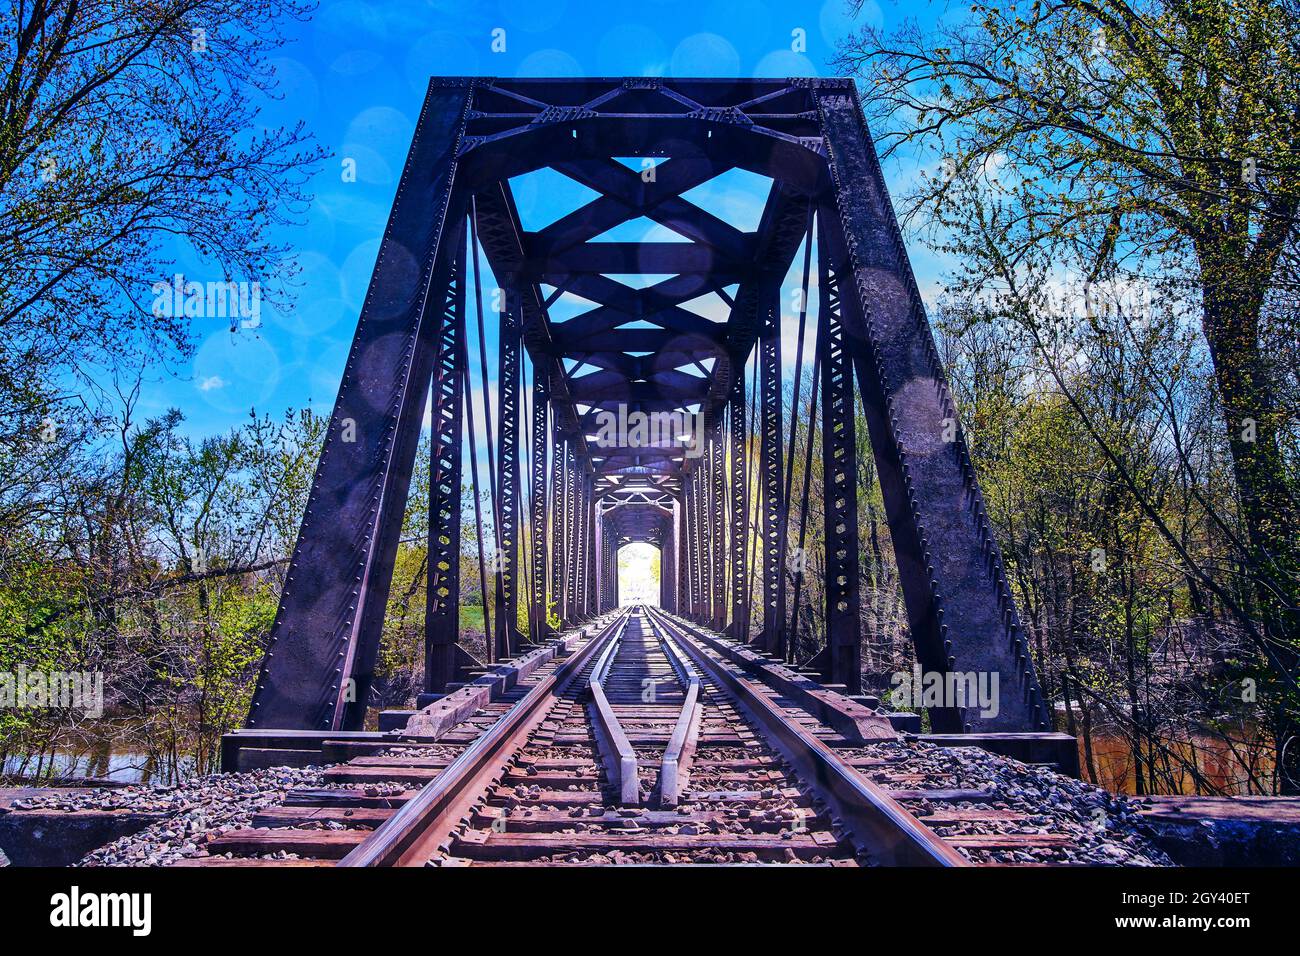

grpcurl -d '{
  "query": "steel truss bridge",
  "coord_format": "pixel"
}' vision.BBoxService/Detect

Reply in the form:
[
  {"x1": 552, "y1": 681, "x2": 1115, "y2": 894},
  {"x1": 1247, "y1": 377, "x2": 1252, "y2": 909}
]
[{"x1": 245, "y1": 77, "x2": 1050, "y2": 738}]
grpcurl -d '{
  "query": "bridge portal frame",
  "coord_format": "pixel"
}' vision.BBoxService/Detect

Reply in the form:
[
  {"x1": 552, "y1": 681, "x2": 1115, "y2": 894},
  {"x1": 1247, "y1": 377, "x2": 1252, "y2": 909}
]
[{"x1": 245, "y1": 77, "x2": 1049, "y2": 736}]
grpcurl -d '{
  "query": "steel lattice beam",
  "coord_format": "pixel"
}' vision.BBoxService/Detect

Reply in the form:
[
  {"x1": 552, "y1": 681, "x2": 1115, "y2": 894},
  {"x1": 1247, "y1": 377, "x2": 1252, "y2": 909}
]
[
  {"x1": 423, "y1": 228, "x2": 471, "y2": 695},
  {"x1": 759, "y1": 297, "x2": 785, "y2": 653},
  {"x1": 247, "y1": 83, "x2": 473, "y2": 731},
  {"x1": 494, "y1": 288, "x2": 523, "y2": 656},
  {"x1": 661, "y1": 501, "x2": 679, "y2": 612},
  {"x1": 707, "y1": 414, "x2": 726, "y2": 632},
  {"x1": 684, "y1": 472, "x2": 701, "y2": 622},
  {"x1": 727, "y1": 366, "x2": 749, "y2": 639},
  {"x1": 530, "y1": 375, "x2": 549, "y2": 641},
  {"x1": 575, "y1": 468, "x2": 589, "y2": 618},
  {"x1": 814, "y1": 85, "x2": 1048, "y2": 730},
  {"x1": 563, "y1": 443, "x2": 579, "y2": 623},
  {"x1": 814, "y1": 216, "x2": 862, "y2": 695},
  {"x1": 550, "y1": 431, "x2": 565, "y2": 625}
]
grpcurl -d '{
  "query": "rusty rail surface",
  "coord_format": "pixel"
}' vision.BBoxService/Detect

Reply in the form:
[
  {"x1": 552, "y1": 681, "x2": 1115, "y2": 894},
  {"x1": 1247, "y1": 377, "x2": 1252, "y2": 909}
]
[
  {"x1": 644, "y1": 606, "x2": 969, "y2": 867},
  {"x1": 338, "y1": 610, "x2": 629, "y2": 867},
  {"x1": 193, "y1": 603, "x2": 1106, "y2": 865},
  {"x1": 647, "y1": 612, "x2": 703, "y2": 808},
  {"x1": 588, "y1": 612, "x2": 639, "y2": 806}
]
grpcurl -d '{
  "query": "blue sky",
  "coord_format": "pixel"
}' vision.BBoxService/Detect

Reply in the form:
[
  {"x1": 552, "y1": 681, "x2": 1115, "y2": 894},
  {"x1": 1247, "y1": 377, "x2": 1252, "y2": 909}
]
[{"x1": 140, "y1": 0, "x2": 959, "y2": 439}]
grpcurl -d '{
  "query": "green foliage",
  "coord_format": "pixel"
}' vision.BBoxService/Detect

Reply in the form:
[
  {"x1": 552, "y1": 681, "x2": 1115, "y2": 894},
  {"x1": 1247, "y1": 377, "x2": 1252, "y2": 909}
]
[
  {"x1": 203, "y1": 586, "x2": 277, "y2": 730},
  {"x1": 0, "y1": 1, "x2": 325, "y2": 424},
  {"x1": 0, "y1": 398, "x2": 335, "y2": 780},
  {"x1": 839, "y1": 0, "x2": 1300, "y2": 793},
  {"x1": 0, "y1": 558, "x2": 84, "y2": 742}
]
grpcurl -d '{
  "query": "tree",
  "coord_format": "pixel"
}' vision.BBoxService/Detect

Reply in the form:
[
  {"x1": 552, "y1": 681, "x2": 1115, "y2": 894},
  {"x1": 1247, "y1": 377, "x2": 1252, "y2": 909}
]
[
  {"x1": 0, "y1": 0, "x2": 326, "y2": 778},
  {"x1": 0, "y1": 0, "x2": 324, "y2": 423},
  {"x1": 838, "y1": 0, "x2": 1300, "y2": 790}
]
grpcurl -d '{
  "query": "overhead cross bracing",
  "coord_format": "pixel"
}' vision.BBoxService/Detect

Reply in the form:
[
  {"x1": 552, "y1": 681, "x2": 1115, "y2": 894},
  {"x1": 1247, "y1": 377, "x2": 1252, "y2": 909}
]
[{"x1": 244, "y1": 77, "x2": 1051, "y2": 739}]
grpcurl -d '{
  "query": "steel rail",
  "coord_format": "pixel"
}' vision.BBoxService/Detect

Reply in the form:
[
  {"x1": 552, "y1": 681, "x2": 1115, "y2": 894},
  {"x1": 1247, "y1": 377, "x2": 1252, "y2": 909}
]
[
  {"x1": 588, "y1": 611, "x2": 640, "y2": 806},
  {"x1": 646, "y1": 608, "x2": 702, "y2": 807},
  {"x1": 338, "y1": 610, "x2": 630, "y2": 867},
  {"x1": 644, "y1": 606, "x2": 969, "y2": 867}
]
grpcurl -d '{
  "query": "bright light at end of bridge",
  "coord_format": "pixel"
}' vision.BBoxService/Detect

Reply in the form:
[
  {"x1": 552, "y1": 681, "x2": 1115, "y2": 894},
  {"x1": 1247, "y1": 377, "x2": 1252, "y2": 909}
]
[{"x1": 617, "y1": 542, "x2": 660, "y2": 606}]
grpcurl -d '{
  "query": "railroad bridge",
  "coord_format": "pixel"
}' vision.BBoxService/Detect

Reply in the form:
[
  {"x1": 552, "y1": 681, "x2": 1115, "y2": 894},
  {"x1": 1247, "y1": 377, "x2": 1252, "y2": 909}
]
[
  {"x1": 247, "y1": 76, "x2": 1048, "y2": 736},
  {"x1": 213, "y1": 78, "x2": 1109, "y2": 866}
]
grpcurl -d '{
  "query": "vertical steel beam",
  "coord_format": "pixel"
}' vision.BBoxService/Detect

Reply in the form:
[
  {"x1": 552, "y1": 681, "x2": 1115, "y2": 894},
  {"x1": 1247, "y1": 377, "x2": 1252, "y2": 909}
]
[
  {"x1": 613, "y1": 523, "x2": 619, "y2": 609},
  {"x1": 423, "y1": 230, "x2": 469, "y2": 695},
  {"x1": 530, "y1": 374, "x2": 549, "y2": 641},
  {"x1": 247, "y1": 82, "x2": 473, "y2": 731},
  {"x1": 691, "y1": 465, "x2": 704, "y2": 623},
  {"x1": 606, "y1": 522, "x2": 614, "y2": 611},
  {"x1": 494, "y1": 287, "x2": 522, "y2": 657},
  {"x1": 698, "y1": 444, "x2": 709, "y2": 623},
  {"x1": 679, "y1": 480, "x2": 690, "y2": 617},
  {"x1": 584, "y1": 475, "x2": 593, "y2": 616},
  {"x1": 603, "y1": 509, "x2": 612, "y2": 611},
  {"x1": 551, "y1": 433, "x2": 567, "y2": 625},
  {"x1": 599, "y1": 512, "x2": 608, "y2": 612},
  {"x1": 563, "y1": 443, "x2": 579, "y2": 623},
  {"x1": 673, "y1": 498, "x2": 685, "y2": 616},
  {"x1": 817, "y1": 218, "x2": 863, "y2": 695},
  {"x1": 683, "y1": 473, "x2": 698, "y2": 621},
  {"x1": 727, "y1": 365, "x2": 749, "y2": 638},
  {"x1": 659, "y1": 510, "x2": 676, "y2": 612},
  {"x1": 697, "y1": 468, "x2": 707, "y2": 626},
  {"x1": 701, "y1": 464, "x2": 709, "y2": 624},
  {"x1": 594, "y1": 507, "x2": 605, "y2": 612},
  {"x1": 586, "y1": 477, "x2": 598, "y2": 615},
  {"x1": 707, "y1": 414, "x2": 726, "y2": 631},
  {"x1": 816, "y1": 84, "x2": 1049, "y2": 729},
  {"x1": 574, "y1": 468, "x2": 588, "y2": 618},
  {"x1": 759, "y1": 298, "x2": 785, "y2": 653},
  {"x1": 612, "y1": 529, "x2": 620, "y2": 608}
]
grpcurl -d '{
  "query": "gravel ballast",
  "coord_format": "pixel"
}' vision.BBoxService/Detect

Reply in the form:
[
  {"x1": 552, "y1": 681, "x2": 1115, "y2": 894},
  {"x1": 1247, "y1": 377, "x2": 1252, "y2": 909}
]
[
  {"x1": 5, "y1": 739, "x2": 1173, "y2": 867},
  {"x1": 13, "y1": 767, "x2": 326, "y2": 867},
  {"x1": 851, "y1": 738, "x2": 1172, "y2": 865}
]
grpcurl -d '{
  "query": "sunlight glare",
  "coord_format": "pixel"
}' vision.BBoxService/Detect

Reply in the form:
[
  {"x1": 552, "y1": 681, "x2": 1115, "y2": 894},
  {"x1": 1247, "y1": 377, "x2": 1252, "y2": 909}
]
[{"x1": 617, "y1": 543, "x2": 660, "y2": 606}]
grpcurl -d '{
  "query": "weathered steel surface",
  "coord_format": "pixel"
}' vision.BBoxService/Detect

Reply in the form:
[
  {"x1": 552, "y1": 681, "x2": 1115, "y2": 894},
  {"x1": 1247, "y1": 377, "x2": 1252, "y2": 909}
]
[
  {"x1": 814, "y1": 85, "x2": 1049, "y2": 730},
  {"x1": 247, "y1": 81, "x2": 474, "y2": 731},
  {"x1": 423, "y1": 228, "x2": 469, "y2": 694},
  {"x1": 758, "y1": 301, "x2": 785, "y2": 654},
  {"x1": 530, "y1": 375, "x2": 550, "y2": 640},
  {"x1": 649, "y1": 607, "x2": 966, "y2": 867},
  {"x1": 493, "y1": 287, "x2": 523, "y2": 656},
  {"x1": 726, "y1": 365, "x2": 748, "y2": 639},
  {"x1": 815, "y1": 212, "x2": 863, "y2": 695}
]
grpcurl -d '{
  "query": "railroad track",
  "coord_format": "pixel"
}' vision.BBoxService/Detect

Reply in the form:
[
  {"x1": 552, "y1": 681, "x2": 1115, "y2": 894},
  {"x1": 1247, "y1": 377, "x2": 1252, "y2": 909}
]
[{"x1": 185, "y1": 607, "x2": 1116, "y2": 867}]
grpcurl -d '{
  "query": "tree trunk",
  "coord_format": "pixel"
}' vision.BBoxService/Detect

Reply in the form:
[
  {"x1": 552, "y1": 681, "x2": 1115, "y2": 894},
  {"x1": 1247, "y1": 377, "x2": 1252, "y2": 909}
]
[{"x1": 1201, "y1": 272, "x2": 1300, "y2": 793}]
